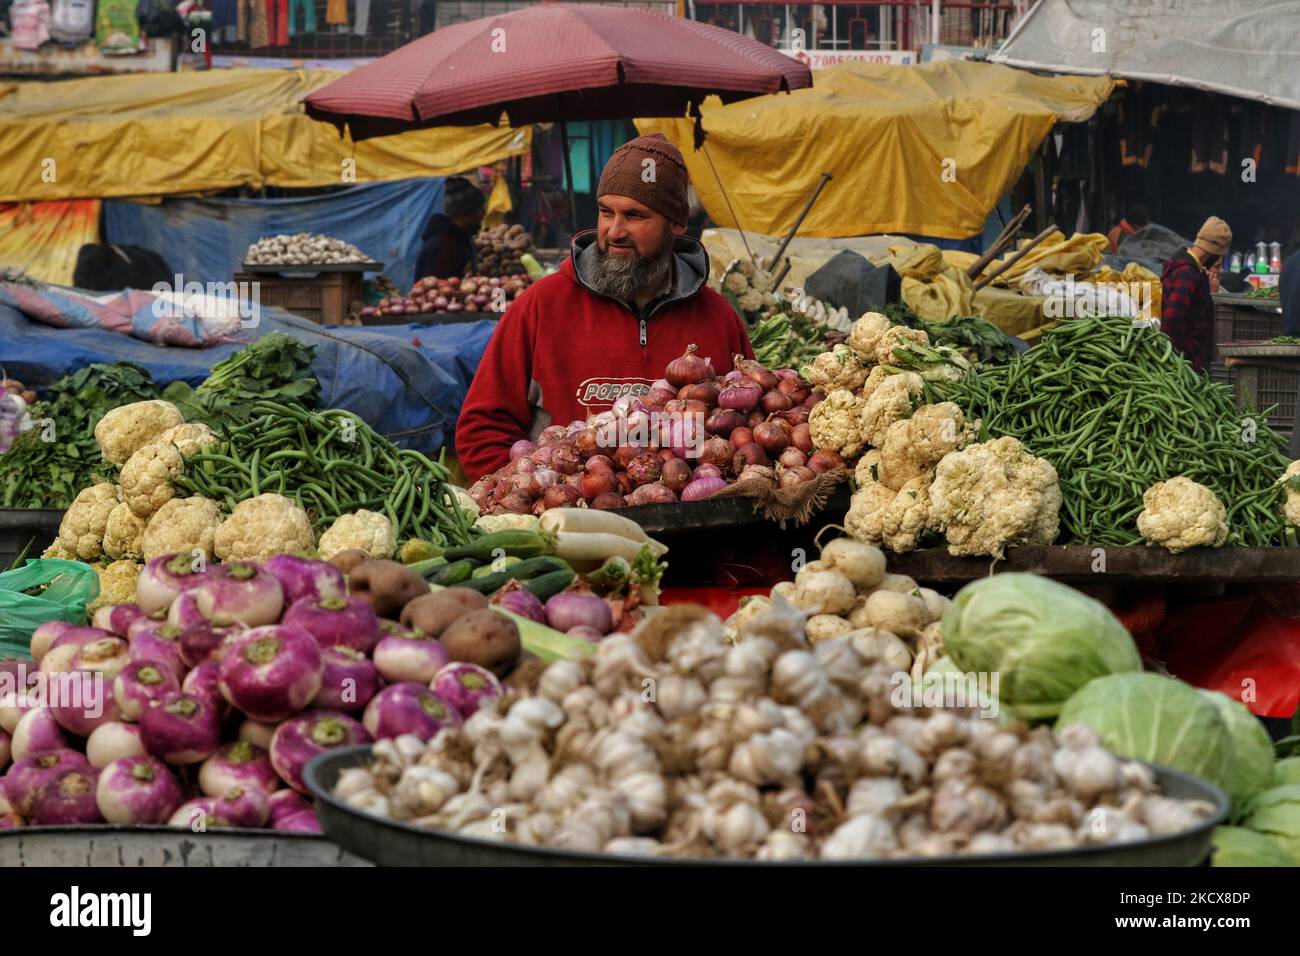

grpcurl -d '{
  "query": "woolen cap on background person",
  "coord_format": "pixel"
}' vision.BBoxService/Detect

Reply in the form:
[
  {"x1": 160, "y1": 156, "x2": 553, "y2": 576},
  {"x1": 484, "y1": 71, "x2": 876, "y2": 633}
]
[
  {"x1": 443, "y1": 176, "x2": 486, "y2": 219},
  {"x1": 1195, "y1": 216, "x2": 1232, "y2": 257},
  {"x1": 596, "y1": 133, "x2": 690, "y2": 226}
]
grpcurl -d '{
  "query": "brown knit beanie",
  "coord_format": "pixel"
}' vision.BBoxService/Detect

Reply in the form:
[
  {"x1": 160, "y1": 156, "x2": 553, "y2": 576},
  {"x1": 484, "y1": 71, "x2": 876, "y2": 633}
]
[
  {"x1": 1194, "y1": 216, "x2": 1232, "y2": 257},
  {"x1": 597, "y1": 133, "x2": 689, "y2": 226}
]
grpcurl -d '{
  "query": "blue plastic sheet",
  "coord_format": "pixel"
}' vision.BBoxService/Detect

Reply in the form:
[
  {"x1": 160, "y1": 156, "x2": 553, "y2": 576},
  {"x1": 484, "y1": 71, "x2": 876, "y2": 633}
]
[
  {"x1": 0, "y1": 303, "x2": 496, "y2": 454},
  {"x1": 103, "y1": 179, "x2": 445, "y2": 294}
]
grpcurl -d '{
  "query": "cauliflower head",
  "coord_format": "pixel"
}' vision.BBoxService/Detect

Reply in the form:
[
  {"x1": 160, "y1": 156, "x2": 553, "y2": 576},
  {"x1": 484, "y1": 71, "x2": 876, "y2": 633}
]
[
  {"x1": 801, "y1": 345, "x2": 868, "y2": 393},
  {"x1": 845, "y1": 482, "x2": 897, "y2": 547},
  {"x1": 879, "y1": 477, "x2": 932, "y2": 553},
  {"x1": 928, "y1": 437, "x2": 1061, "y2": 558},
  {"x1": 858, "y1": 365, "x2": 890, "y2": 403},
  {"x1": 318, "y1": 510, "x2": 397, "y2": 561},
  {"x1": 847, "y1": 312, "x2": 892, "y2": 362},
  {"x1": 1279, "y1": 460, "x2": 1300, "y2": 527},
  {"x1": 854, "y1": 448, "x2": 882, "y2": 487},
  {"x1": 878, "y1": 419, "x2": 934, "y2": 492},
  {"x1": 157, "y1": 422, "x2": 218, "y2": 457},
  {"x1": 142, "y1": 496, "x2": 224, "y2": 561},
  {"x1": 87, "y1": 559, "x2": 143, "y2": 614},
  {"x1": 95, "y1": 400, "x2": 184, "y2": 466},
  {"x1": 42, "y1": 539, "x2": 77, "y2": 560},
  {"x1": 120, "y1": 442, "x2": 184, "y2": 517},
  {"x1": 723, "y1": 271, "x2": 750, "y2": 295},
  {"x1": 874, "y1": 325, "x2": 929, "y2": 366},
  {"x1": 738, "y1": 290, "x2": 764, "y2": 313},
  {"x1": 1137, "y1": 476, "x2": 1228, "y2": 554},
  {"x1": 57, "y1": 482, "x2": 121, "y2": 560},
  {"x1": 475, "y1": 513, "x2": 540, "y2": 534},
  {"x1": 214, "y1": 493, "x2": 314, "y2": 562},
  {"x1": 859, "y1": 371, "x2": 924, "y2": 447},
  {"x1": 102, "y1": 502, "x2": 146, "y2": 561},
  {"x1": 908, "y1": 402, "x2": 978, "y2": 463},
  {"x1": 808, "y1": 389, "x2": 868, "y2": 461}
]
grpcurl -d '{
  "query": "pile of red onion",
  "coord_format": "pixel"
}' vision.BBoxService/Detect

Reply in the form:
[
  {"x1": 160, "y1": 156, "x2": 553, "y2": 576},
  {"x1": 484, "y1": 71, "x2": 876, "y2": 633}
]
[{"x1": 468, "y1": 345, "x2": 843, "y2": 515}]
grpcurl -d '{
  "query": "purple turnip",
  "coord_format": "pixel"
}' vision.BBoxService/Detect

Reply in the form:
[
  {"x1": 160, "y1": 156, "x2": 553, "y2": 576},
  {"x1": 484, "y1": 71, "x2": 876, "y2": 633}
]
[
  {"x1": 93, "y1": 603, "x2": 147, "y2": 638},
  {"x1": 0, "y1": 813, "x2": 22, "y2": 829},
  {"x1": 95, "y1": 755, "x2": 182, "y2": 824},
  {"x1": 0, "y1": 727, "x2": 9, "y2": 770},
  {"x1": 267, "y1": 788, "x2": 310, "y2": 824},
  {"x1": 12, "y1": 708, "x2": 69, "y2": 760},
  {"x1": 138, "y1": 552, "x2": 212, "y2": 615},
  {"x1": 114, "y1": 660, "x2": 179, "y2": 721},
  {"x1": 179, "y1": 619, "x2": 244, "y2": 669},
  {"x1": 270, "y1": 711, "x2": 371, "y2": 793},
  {"x1": 41, "y1": 628, "x2": 114, "y2": 675},
  {"x1": 0, "y1": 662, "x2": 40, "y2": 733},
  {"x1": 218, "y1": 626, "x2": 323, "y2": 722},
  {"x1": 193, "y1": 562, "x2": 283, "y2": 627},
  {"x1": 181, "y1": 661, "x2": 226, "y2": 718},
  {"x1": 430, "y1": 663, "x2": 503, "y2": 719},
  {"x1": 282, "y1": 596, "x2": 380, "y2": 654},
  {"x1": 212, "y1": 786, "x2": 270, "y2": 827},
  {"x1": 273, "y1": 810, "x2": 322, "y2": 833},
  {"x1": 313, "y1": 646, "x2": 379, "y2": 713},
  {"x1": 30, "y1": 621, "x2": 73, "y2": 661},
  {"x1": 169, "y1": 797, "x2": 217, "y2": 830},
  {"x1": 373, "y1": 630, "x2": 449, "y2": 684},
  {"x1": 199, "y1": 741, "x2": 279, "y2": 798},
  {"x1": 50, "y1": 669, "x2": 121, "y2": 736},
  {"x1": 545, "y1": 592, "x2": 613, "y2": 634},
  {"x1": 363, "y1": 683, "x2": 461, "y2": 742},
  {"x1": 238, "y1": 719, "x2": 277, "y2": 750},
  {"x1": 263, "y1": 555, "x2": 346, "y2": 607},
  {"x1": 128, "y1": 622, "x2": 186, "y2": 674},
  {"x1": 3, "y1": 749, "x2": 88, "y2": 815},
  {"x1": 492, "y1": 586, "x2": 545, "y2": 624},
  {"x1": 86, "y1": 722, "x2": 145, "y2": 768},
  {"x1": 167, "y1": 592, "x2": 207, "y2": 629},
  {"x1": 140, "y1": 692, "x2": 221, "y2": 765},
  {"x1": 68, "y1": 637, "x2": 131, "y2": 677},
  {"x1": 28, "y1": 765, "x2": 102, "y2": 825}
]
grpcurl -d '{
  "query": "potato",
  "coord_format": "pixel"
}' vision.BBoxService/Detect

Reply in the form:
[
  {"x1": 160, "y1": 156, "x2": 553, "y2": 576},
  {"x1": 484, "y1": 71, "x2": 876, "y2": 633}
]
[
  {"x1": 400, "y1": 589, "x2": 488, "y2": 638},
  {"x1": 348, "y1": 559, "x2": 430, "y2": 619},
  {"x1": 440, "y1": 609, "x2": 522, "y2": 677},
  {"x1": 329, "y1": 549, "x2": 371, "y2": 575}
]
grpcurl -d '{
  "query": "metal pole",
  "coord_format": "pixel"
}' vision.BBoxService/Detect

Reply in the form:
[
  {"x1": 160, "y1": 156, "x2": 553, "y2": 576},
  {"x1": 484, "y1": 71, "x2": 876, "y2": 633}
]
[
  {"x1": 767, "y1": 171, "x2": 833, "y2": 270},
  {"x1": 558, "y1": 98, "x2": 578, "y2": 238},
  {"x1": 931, "y1": 0, "x2": 940, "y2": 46}
]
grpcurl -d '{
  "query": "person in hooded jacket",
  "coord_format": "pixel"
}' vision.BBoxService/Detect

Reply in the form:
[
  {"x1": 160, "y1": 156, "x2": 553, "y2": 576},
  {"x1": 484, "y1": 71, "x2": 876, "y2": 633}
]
[
  {"x1": 415, "y1": 176, "x2": 486, "y2": 279},
  {"x1": 455, "y1": 133, "x2": 754, "y2": 480}
]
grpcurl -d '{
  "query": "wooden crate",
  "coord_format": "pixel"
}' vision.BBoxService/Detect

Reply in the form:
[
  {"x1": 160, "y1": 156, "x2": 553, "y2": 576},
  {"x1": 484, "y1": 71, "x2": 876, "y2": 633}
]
[{"x1": 234, "y1": 271, "x2": 363, "y2": 326}]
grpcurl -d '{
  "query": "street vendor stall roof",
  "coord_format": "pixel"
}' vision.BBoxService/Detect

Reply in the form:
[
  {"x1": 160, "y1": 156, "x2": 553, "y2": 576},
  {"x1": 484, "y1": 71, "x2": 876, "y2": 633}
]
[
  {"x1": 0, "y1": 69, "x2": 530, "y2": 203},
  {"x1": 636, "y1": 60, "x2": 1113, "y2": 241},
  {"x1": 989, "y1": 0, "x2": 1300, "y2": 112}
]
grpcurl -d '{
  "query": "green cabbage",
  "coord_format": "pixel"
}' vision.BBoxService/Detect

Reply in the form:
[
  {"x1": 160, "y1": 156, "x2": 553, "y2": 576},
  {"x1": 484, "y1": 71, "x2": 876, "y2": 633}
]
[
  {"x1": 1274, "y1": 757, "x2": 1300, "y2": 787},
  {"x1": 1201, "y1": 691, "x2": 1275, "y2": 812},
  {"x1": 942, "y1": 573, "x2": 1141, "y2": 721},
  {"x1": 1211, "y1": 826, "x2": 1297, "y2": 867},
  {"x1": 1055, "y1": 673, "x2": 1232, "y2": 790},
  {"x1": 1240, "y1": 785, "x2": 1300, "y2": 864}
]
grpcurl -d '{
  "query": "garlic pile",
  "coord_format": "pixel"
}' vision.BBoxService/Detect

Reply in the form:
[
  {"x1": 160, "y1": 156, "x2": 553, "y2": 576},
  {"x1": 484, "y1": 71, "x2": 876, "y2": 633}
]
[
  {"x1": 333, "y1": 598, "x2": 1217, "y2": 861},
  {"x1": 244, "y1": 233, "x2": 369, "y2": 266}
]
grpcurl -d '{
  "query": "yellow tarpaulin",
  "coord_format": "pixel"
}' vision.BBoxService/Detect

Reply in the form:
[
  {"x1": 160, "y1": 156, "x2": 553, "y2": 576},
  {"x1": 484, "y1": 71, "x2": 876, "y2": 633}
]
[
  {"x1": 0, "y1": 200, "x2": 100, "y2": 284},
  {"x1": 636, "y1": 61, "x2": 1113, "y2": 240},
  {"x1": 0, "y1": 70, "x2": 530, "y2": 203}
]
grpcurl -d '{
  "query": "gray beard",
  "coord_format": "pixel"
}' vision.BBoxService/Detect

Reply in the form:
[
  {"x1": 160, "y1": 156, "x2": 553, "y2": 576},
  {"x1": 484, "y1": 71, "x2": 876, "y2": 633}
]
[{"x1": 589, "y1": 240, "x2": 673, "y2": 303}]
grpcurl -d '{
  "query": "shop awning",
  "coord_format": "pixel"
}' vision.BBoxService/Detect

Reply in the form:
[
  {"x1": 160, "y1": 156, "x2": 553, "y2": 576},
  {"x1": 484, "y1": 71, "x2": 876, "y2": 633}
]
[
  {"x1": 0, "y1": 70, "x2": 530, "y2": 203},
  {"x1": 990, "y1": 0, "x2": 1300, "y2": 111},
  {"x1": 636, "y1": 60, "x2": 1113, "y2": 241}
]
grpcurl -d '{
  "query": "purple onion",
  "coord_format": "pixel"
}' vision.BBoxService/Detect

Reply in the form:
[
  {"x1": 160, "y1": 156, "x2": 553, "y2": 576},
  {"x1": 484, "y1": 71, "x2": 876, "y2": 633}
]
[
  {"x1": 492, "y1": 586, "x2": 545, "y2": 623},
  {"x1": 313, "y1": 646, "x2": 380, "y2": 713},
  {"x1": 217, "y1": 626, "x2": 324, "y2": 722},
  {"x1": 262, "y1": 555, "x2": 346, "y2": 607},
  {"x1": 718, "y1": 380, "x2": 762, "y2": 412},
  {"x1": 430, "y1": 663, "x2": 503, "y2": 719},
  {"x1": 199, "y1": 741, "x2": 280, "y2": 798},
  {"x1": 566, "y1": 625, "x2": 606, "y2": 643},
  {"x1": 114, "y1": 660, "x2": 180, "y2": 722},
  {"x1": 544, "y1": 592, "x2": 614, "y2": 634},
  {"x1": 692, "y1": 463, "x2": 723, "y2": 480},
  {"x1": 282, "y1": 596, "x2": 380, "y2": 654},
  {"x1": 373, "y1": 631, "x2": 450, "y2": 685},
  {"x1": 682, "y1": 476, "x2": 728, "y2": 502},
  {"x1": 137, "y1": 552, "x2": 213, "y2": 615},
  {"x1": 270, "y1": 711, "x2": 371, "y2": 793},
  {"x1": 509, "y1": 439, "x2": 537, "y2": 462},
  {"x1": 95, "y1": 755, "x2": 183, "y2": 824},
  {"x1": 140, "y1": 692, "x2": 222, "y2": 765},
  {"x1": 362, "y1": 683, "x2": 461, "y2": 741}
]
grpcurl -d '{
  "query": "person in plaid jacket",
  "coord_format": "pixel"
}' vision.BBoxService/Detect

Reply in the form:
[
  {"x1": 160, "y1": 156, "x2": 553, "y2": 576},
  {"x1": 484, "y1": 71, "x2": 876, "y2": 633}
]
[{"x1": 1160, "y1": 216, "x2": 1232, "y2": 371}]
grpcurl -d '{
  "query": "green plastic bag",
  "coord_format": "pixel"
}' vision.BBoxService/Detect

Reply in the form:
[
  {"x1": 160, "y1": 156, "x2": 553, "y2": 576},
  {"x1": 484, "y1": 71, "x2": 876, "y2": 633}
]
[{"x1": 0, "y1": 559, "x2": 99, "y2": 657}]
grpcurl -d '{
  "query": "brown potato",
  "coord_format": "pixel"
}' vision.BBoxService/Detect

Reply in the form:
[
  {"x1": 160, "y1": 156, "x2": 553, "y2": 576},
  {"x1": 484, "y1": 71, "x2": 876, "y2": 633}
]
[
  {"x1": 400, "y1": 589, "x2": 488, "y2": 638},
  {"x1": 349, "y1": 559, "x2": 429, "y2": 619},
  {"x1": 329, "y1": 549, "x2": 371, "y2": 575},
  {"x1": 440, "y1": 609, "x2": 521, "y2": 677}
]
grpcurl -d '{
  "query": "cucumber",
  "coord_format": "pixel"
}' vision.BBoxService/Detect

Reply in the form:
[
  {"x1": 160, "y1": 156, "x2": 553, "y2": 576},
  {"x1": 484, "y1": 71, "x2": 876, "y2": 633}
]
[
  {"x1": 460, "y1": 556, "x2": 570, "y2": 595},
  {"x1": 409, "y1": 557, "x2": 449, "y2": 578},
  {"x1": 522, "y1": 569, "x2": 577, "y2": 601},
  {"x1": 443, "y1": 529, "x2": 554, "y2": 563},
  {"x1": 472, "y1": 556, "x2": 521, "y2": 578},
  {"x1": 431, "y1": 558, "x2": 477, "y2": 586}
]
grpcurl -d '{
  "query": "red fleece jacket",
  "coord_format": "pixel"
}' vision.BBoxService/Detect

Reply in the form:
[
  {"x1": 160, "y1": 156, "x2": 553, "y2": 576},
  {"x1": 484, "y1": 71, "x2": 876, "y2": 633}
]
[{"x1": 455, "y1": 240, "x2": 753, "y2": 480}]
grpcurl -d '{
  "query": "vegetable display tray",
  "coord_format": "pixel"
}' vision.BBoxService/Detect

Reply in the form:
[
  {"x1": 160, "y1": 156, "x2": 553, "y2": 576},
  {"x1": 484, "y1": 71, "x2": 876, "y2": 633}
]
[
  {"x1": 361, "y1": 312, "x2": 501, "y2": 326},
  {"x1": 305, "y1": 746, "x2": 1227, "y2": 868},
  {"x1": 0, "y1": 825, "x2": 370, "y2": 867},
  {"x1": 618, "y1": 486, "x2": 852, "y2": 535},
  {"x1": 886, "y1": 545, "x2": 1300, "y2": 585},
  {"x1": 1217, "y1": 343, "x2": 1300, "y2": 359},
  {"x1": 240, "y1": 262, "x2": 384, "y2": 275}
]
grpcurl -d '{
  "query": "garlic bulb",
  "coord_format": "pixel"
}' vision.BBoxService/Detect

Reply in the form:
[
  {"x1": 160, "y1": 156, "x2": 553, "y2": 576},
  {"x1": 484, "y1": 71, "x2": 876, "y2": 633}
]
[
  {"x1": 654, "y1": 674, "x2": 707, "y2": 721},
  {"x1": 592, "y1": 635, "x2": 653, "y2": 697},
  {"x1": 538, "y1": 660, "x2": 585, "y2": 702},
  {"x1": 588, "y1": 729, "x2": 660, "y2": 781},
  {"x1": 820, "y1": 815, "x2": 897, "y2": 859},
  {"x1": 930, "y1": 778, "x2": 1007, "y2": 835},
  {"x1": 391, "y1": 766, "x2": 461, "y2": 819},
  {"x1": 813, "y1": 637, "x2": 867, "y2": 688},
  {"x1": 334, "y1": 767, "x2": 377, "y2": 800},
  {"x1": 604, "y1": 836, "x2": 663, "y2": 857},
  {"x1": 537, "y1": 764, "x2": 595, "y2": 814},
  {"x1": 756, "y1": 830, "x2": 812, "y2": 861},
  {"x1": 704, "y1": 800, "x2": 770, "y2": 854},
  {"x1": 616, "y1": 771, "x2": 668, "y2": 832},
  {"x1": 507, "y1": 745, "x2": 552, "y2": 803},
  {"x1": 771, "y1": 650, "x2": 830, "y2": 707},
  {"x1": 724, "y1": 637, "x2": 779, "y2": 681},
  {"x1": 846, "y1": 777, "x2": 907, "y2": 817},
  {"x1": 728, "y1": 728, "x2": 804, "y2": 785},
  {"x1": 499, "y1": 697, "x2": 565, "y2": 759},
  {"x1": 1051, "y1": 744, "x2": 1122, "y2": 800}
]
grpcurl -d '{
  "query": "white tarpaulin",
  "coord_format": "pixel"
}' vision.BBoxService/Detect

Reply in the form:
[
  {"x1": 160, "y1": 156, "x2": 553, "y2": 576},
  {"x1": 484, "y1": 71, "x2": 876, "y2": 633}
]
[{"x1": 991, "y1": 0, "x2": 1300, "y2": 111}]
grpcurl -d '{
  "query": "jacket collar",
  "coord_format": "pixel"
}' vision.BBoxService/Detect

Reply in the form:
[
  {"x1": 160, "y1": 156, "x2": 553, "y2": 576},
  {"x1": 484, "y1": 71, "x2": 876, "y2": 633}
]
[{"x1": 568, "y1": 229, "x2": 710, "y2": 317}]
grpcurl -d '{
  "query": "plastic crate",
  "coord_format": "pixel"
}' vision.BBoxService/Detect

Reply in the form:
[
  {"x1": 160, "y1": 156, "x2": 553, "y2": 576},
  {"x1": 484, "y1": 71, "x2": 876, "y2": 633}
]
[
  {"x1": 1228, "y1": 363, "x2": 1299, "y2": 436},
  {"x1": 1213, "y1": 294, "x2": 1284, "y2": 361},
  {"x1": 1209, "y1": 362, "x2": 1234, "y2": 388},
  {"x1": 234, "y1": 272, "x2": 362, "y2": 326}
]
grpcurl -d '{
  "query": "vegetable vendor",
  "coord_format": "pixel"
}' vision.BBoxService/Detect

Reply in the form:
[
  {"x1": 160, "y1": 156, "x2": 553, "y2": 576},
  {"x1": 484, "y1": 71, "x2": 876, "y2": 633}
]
[
  {"x1": 455, "y1": 134, "x2": 754, "y2": 480},
  {"x1": 1160, "y1": 216, "x2": 1231, "y2": 371},
  {"x1": 415, "y1": 176, "x2": 486, "y2": 280}
]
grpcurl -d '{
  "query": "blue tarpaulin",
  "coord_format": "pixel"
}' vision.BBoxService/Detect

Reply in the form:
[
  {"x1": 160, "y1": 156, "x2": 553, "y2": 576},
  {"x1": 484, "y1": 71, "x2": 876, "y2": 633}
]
[
  {"x1": 103, "y1": 179, "x2": 445, "y2": 294},
  {"x1": 0, "y1": 301, "x2": 496, "y2": 455}
]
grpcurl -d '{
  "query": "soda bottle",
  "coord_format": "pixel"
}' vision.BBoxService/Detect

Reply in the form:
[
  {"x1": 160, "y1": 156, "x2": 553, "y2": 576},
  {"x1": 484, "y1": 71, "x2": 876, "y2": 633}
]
[
  {"x1": 1256, "y1": 242, "x2": 1269, "y2": 274},
  {"x1": 1229, "y1": 252, "x2": 1242, "y2": 273},
  {"x1": 1270, "y1": 242, "x2": 1282, "y2": 274}
]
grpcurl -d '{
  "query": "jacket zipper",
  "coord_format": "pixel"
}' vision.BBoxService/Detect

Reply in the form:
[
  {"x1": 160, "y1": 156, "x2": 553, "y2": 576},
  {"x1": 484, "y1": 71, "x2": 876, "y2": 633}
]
[{"x1": 639, "y1": 318, "x2": 647, "y2": 347}]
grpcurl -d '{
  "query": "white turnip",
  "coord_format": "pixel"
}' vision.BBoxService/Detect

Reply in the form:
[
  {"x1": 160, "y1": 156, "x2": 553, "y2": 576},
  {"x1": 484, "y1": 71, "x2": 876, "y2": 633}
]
[
  {"x1": 140, "y1": 692, "x2": 221, "y2": 765},
  {"x1": 199, "y1": 741, "x2": 280, "y2": 798},
  {"x1": 86, "y1": 722, "x2": 145, "y2": 769},
  {"x1": 114, "y1": 660, "x2": 179, "y2": 722},
  {"x1": 270, "y1": 711, "x2": 371, "y2": 793},
  {"x1": 96, "y1": 755, "x2": 182, "y2": 824},
  {"x1": 218, "y1": 626, "x2": 323, "y2": 722},
  {"x1": 313, "y1": 646, "x2": 379, "y2": 713},
  {"x1": 373, "y1": 630, "x2": 450, "y2": 684}
]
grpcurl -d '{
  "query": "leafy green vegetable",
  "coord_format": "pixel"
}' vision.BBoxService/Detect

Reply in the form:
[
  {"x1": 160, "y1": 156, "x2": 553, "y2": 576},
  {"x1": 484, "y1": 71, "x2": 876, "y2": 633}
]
[
  {"x1": 749, "y1": 312, "x2": 829, "y2": 370},
  {"x1": 943, "y1": 573, "x2": 1141, "y2": 721},
  {"x1": 163, "y1": 332, "x2": 320, "y2": 431},
  {"x1": 1056, "y1": 673, "x2": 1232, "y2": 791},
  {"x1": 1274, "y1": 757, "x2": 1300, "y2": 787},
  {"x1": 1201, "y1": 690, "x2": 1275, "y2": 813},
  {"x1": 1211, "y1": 826, "x2": 1296, "y2": 866},
  {"x1": 918, "y1": 315, "x2": 1017, "y2": 365},
  {"x1": 631, "y1": 544, "x2": 666, "y2": 605},
  {"x1": 1239, "y1": 785, "x2": 1300, "y2": 863}
]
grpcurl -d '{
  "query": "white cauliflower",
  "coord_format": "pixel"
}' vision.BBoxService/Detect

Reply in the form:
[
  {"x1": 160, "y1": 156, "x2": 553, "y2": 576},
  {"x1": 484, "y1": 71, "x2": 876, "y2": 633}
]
[
  {"x1": 845, "y1": 482, "x2": 897, "y2": 547},
  {"x1": 318, "y1": 510, "x2": 397, "y2": 561},
  {"x1": 801, "y1": 345, "x2": 868, "y2": 393},
  {"x1": 450, "y1": 486, "x2": 480, "y2": 519},
  {"x1": 57, "y1": 483, "x2": 120, "y2": 560},
  {"x1": 157, "y1": 422, "x2": 218, "y2": 457},
  {"x1": 847, "y1": 311, "x2": 892, "y2": 362},
  {"x1": 854, "y1": 449, "x2": 882, "y2": 487},
  {"x1": 723, "y1": 271, "x2": 750, "y2": 295},
  {"x1": 1279, "y1": 461, "x2": 1300, "y2": 526},
  {"x1": 879, "y1": 476, "x2": 932, "y2": 553},
  {"x1": 874, "y1": 325, "x2": 929, "y2": 366},
  {"x1": 859, "y1": 372, "x2": 924, "y2": 447},
  {"x1": 736, "y1": 260, "x2": 757, "y2": 279},
  {"x1": 142, "y1": 496, "x2": 224, "y2": 561},
  {"x1": 102, "y1": 502, "x2": 146, "y2": 561},
  {"x1": 120, "y1": 442, "x2": 184, "y2": 517},
  {"x1": 42, "y1": 539, "x2": 78, "y2": 560},
  {"x1": 1137, "y1": 476, "x2": 1228, "y2": 554},
  {"x1": 877, "y1": 419, "x2": 933, "y2": 492},
  {"x1": 752, "y1": 271, "x2": 774, "y2": 294},
  {"x1": 928, "y1": 437, "x2": 1061, "y2": 558},
  {"x1": 858, "y1": 365, "x2": 890, "y2": 403},
  {"x1": 87, "y1": 559, "x2": 143, "y2": 614},
  {"x1": 878, "y1": 402, "x2": 977, "y2": 492},
  {"x1": 95, "y1": 400, "x2": 185, "y2": 465},
  {"x1": 738, "y1": 290, "x2": 764, "y2": 313},
  {"x1": 475, "y1": 514, "x2": 541, "y2": 533},
  {"x1": 213, "y1": 493, "x2": 314, "y2": 562},
  {"x1": 808, "y1": 389, "x2": 868, "y2": 461}
]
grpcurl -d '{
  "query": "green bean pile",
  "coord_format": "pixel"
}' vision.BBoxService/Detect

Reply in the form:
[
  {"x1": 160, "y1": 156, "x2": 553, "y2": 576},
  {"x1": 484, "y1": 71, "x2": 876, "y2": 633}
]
[
  {"x1": 173, "y1": 400, "x2": 476, "y2": 547},
  {"x1": 928, "y1": 316, "x2": 1294, "y2": 546}
]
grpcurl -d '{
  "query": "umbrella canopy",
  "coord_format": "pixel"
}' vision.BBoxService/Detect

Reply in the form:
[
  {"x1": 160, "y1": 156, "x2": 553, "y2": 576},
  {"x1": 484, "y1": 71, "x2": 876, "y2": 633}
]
[{"x1": 303, "y1": 3, "x2": 811, "y2": 140}]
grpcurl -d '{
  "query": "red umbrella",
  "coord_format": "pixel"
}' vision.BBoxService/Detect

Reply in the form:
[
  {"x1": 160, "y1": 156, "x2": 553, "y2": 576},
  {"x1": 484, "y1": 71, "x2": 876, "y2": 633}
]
[{"x1": 304, "y1": 3, "x2": 811, "y2": 226}]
